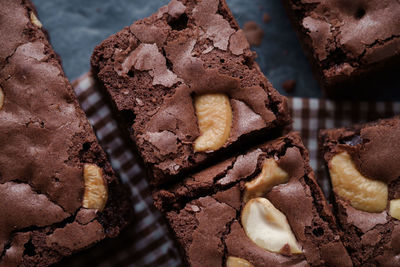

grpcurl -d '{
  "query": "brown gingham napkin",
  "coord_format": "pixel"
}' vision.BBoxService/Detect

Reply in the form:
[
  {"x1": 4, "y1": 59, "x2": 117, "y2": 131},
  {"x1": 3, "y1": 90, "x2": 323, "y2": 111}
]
[
  {"x1": 288, "y1": 98, "x2": 400, "y2": 196},
  {"x1": 59, "y1": 73, "x2": 400, "y2": 266}
]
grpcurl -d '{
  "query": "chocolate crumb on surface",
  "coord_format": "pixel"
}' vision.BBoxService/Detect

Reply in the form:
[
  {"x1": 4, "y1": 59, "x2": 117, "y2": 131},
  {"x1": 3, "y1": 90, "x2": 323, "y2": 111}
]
[
  {"x1": 282, "y1": 79, "x2": 296, "y2": 94},
  {"x1": 0, "y1": 1, "x2": 131, "y2": 266},
  {"x1": 263, "y1": 13, "x2": 271, "y2": 23},
  {"x1": 91, "y1": 0, "x2": 290, "y2": 186},
  {"x1": 243, "y1": 21, "x2": 265, "y2": 47}
]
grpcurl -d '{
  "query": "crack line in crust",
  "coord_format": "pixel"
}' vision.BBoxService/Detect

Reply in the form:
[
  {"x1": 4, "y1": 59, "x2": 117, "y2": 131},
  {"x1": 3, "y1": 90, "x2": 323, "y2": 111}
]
[{"x1": 158, "y1": 140, "x2": 300, "y2": 212}]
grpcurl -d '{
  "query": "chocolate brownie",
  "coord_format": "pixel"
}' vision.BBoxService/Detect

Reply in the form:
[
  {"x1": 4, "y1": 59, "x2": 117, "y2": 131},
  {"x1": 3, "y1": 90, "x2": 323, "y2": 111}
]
[
  {"x1": 91, "y1": 0, "x2": 291, "y2": 186},
  {"x1": 154, "y1": 132, "x2": 352, "y2": 266},
  {"x1": 0, "y1": 1, "x2": 130, "y2": 266},
  {"x1": 320, "y1": 117, "x2": 400, "y2": 266},
  {"x1": 281, "y1": 0, "x2": 400, "y2": 97}
]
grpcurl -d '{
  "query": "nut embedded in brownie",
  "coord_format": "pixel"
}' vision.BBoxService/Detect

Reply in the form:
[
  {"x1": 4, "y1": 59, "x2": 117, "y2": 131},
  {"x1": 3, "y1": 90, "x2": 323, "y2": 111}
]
[
  {"x1": 320, "y1": 117, "x2": 400, "y2": 266},
  {"x1": 91, "y1": 0, "x2": 291, "y2": 186},
  {"x1": 0, "y1": 1, "x2": 131, "y2": 266},
  {"x1": 281, "y1": 0, "x2": 400, "y2": 97},
  {"x1": 153, "y1": 132, "x2": 352, "y2": 266}
]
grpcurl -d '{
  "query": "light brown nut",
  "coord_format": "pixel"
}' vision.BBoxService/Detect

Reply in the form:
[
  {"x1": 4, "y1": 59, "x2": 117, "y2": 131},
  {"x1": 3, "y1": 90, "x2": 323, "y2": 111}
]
[
  {"x1": 241, "y1": 197, "x2": 302, "y2": 254},
  {"x1": 30, "y1": 12, "x2": 42, "y2": 28},
  {"x1": 194, "y1": 94, "x2": 232, "y2": 152},
  {"x1": 389, "y1": 199, "x2": 400, "y2": 220},
  {"x1": 0, "y1": 87, "x2": 3, "y2": 110},
  {"x1": 82, "y1": 164, "x2": 108, "y2": 211},
  {"x1": 226, "y1": 256, "x2": 254, "y2": 267},
  {"x1": 329, "y1": 152, "x2": 388, "y2": 213},
  {"x1": 243, "y1": 158, "x2": 289, "y2": 202}
]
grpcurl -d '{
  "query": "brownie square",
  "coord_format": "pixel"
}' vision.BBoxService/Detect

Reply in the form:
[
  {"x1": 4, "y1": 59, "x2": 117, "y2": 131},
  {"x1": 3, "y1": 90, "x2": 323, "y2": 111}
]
[
  {"x1": 281, "y1": 0, "x2": 400, "y2": 97},
  {"x1": 91, "y1": 0, "x2": 291, "y2": 186},
  {"x1": 320, "y1": 117, "x2": 400, "y2": 265},
  {"x1": 0, "y1": 1, "x2": 130, "y2": 266},
  {"x1": 154, "y1": 132, "x2": 352, "y2": 266}
]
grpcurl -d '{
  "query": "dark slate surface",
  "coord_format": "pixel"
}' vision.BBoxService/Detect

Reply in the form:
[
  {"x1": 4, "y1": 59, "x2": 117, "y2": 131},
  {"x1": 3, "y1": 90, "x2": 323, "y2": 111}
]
[{"x1": 32, "y1": 0, "x2": 399, "y2": 99}]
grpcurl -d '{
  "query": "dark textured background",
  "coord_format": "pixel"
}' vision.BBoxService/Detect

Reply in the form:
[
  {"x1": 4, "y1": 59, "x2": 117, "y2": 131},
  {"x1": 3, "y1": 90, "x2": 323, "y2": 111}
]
[
  {"x1": 31, "y1": 0, "x2": 324, "y2": 98},
  {"x1": 31, "y1": 0, "x2": 399, "y2": 100}
]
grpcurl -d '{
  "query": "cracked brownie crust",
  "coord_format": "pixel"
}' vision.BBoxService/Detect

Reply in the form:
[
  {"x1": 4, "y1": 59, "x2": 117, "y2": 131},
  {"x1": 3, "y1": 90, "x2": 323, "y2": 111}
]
[
  {"x1": 91, "y1": 0, "x2": 291, "y2": 186},
  {"x1": 154, "y1": 132, "x2": 352, "y2": 266},
  {"x1": 0, "y1": 1, "x2": 131, "y2": 266},
  {"x1": 320, "y1": 117, "x2": 400, "y2": 266},
  {"x1": 281, "y1": 0, "x2": 400, "y2": 97}
]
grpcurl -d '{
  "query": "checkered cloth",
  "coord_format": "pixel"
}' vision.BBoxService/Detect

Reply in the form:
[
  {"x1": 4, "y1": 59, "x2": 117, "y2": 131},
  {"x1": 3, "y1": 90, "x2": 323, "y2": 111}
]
[
  {"x1": 58, "y1": 73, "x2": 400, "y2": 266},
  {"x1": 288, "y1": 98, "x2": 400, "y2": 196},
  {"x1": 57, "y1": 73, "x2": 182, "y2": 267}
]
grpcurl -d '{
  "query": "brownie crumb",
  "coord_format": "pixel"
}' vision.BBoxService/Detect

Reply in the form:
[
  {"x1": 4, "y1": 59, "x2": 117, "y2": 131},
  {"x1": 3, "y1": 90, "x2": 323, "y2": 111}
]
[
  {"x1": 243, "y1": 21, "x2": 264, "y2": 47},
  {"x1": 263, "y1": 13, "x2": 271, "y2": 23},
  {"x1": 282, "y1": 79, "x2": 296, "y2": 93}
]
